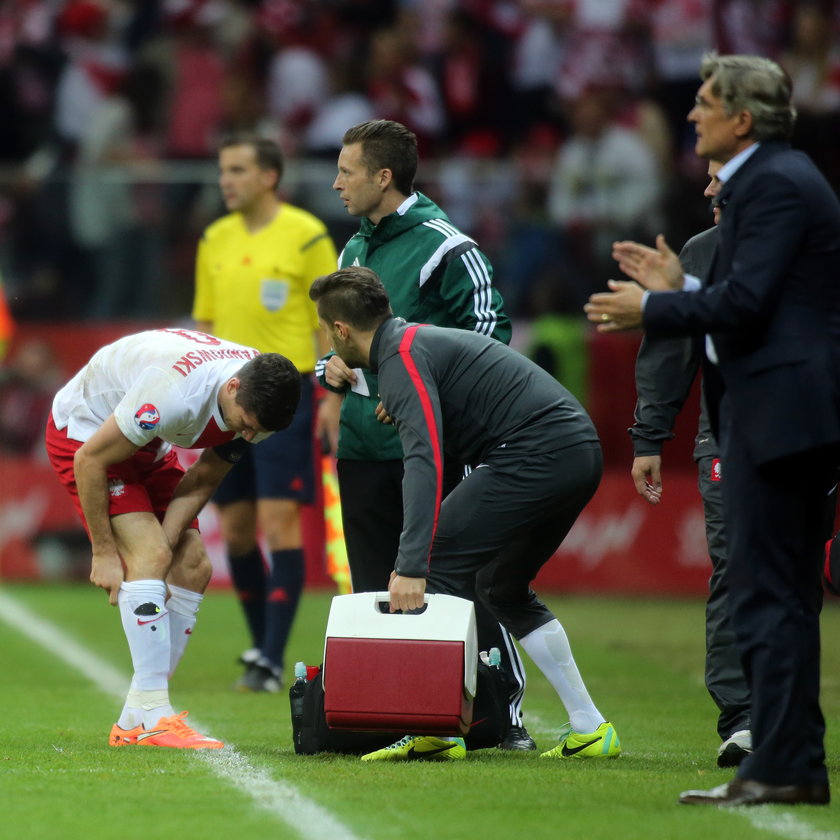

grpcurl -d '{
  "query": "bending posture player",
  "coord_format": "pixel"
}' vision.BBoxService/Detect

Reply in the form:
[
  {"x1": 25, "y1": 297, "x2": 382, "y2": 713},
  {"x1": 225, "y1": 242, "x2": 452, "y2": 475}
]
[
  {"x1": 45, "y1": 328, "x2": 300, "y2": 749},
  {"x1": 311, "y1": 267, "x2": 620, "y2": 762}
]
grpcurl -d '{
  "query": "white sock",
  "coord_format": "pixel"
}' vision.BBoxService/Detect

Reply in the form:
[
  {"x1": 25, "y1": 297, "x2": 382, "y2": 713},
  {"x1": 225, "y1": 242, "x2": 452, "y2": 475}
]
[
  {"x1": 117, "y1": 580, "x2": 174, "y2": 729},
  {"x1": 119, "y1": 685, "x2": 177, "y2": 729},
  {"x1": 166, "y1": 583, "x2": 203, "y2": 678},
  {"x1": 519, "y1": 619, "x2": 604, "y2": 734}
]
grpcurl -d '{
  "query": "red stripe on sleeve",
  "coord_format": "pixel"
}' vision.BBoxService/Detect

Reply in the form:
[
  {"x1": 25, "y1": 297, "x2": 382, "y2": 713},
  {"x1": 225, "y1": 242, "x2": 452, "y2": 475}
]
[{"x1": 399, "y1": 325, "x2": 443, "y2": 571}]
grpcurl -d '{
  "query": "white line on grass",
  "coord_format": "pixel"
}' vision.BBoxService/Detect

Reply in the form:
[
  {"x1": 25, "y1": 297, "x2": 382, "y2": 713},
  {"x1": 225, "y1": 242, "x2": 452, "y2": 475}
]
[
  {"x1": 0, "y1": 590, "x2": 366, "y2": 840},
  {"x1": 741, "y1": 809, "x2": 839, "y2": 840}
]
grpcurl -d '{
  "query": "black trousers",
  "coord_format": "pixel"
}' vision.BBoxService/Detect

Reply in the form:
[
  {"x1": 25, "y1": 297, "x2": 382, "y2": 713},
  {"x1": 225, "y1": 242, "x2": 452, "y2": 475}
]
[
  {"x1": 720, "y1": 403, "x2": 839, "y2": 787},
  {"x1": 425, "y1": 442, "x2": 603, "y2": 640},
  {"x1": 337, "y1": 457, "x2": 528, "y2": 725}
]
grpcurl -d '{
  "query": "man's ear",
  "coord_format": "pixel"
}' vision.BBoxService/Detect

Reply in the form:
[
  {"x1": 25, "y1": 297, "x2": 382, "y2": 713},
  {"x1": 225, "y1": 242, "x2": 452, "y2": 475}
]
[
  {"x1": 734, "y1": 109, "x2": 754, "y2": 139},
  {"x1": 334, "y1": 320, "x2": 351, "y2": 341},
  {"x1": 377, "y1": 168, "x2": 393, "y2": 190},
  {"x1": 227, "y1": 376, "x2": 241, "y2": 397}
]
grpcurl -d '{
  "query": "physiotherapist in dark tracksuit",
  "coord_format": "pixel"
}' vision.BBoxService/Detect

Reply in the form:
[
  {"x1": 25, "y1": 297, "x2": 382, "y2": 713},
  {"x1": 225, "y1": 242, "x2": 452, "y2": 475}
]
[
  {"x1": 310, "y1": 265, "x2": 621, "y2": 763},
  {"x1": 628, "y1": 162, "x2": 751, "y2": 768},
  {"x1": 587, "y1": 53, "x2": 840, "y2": 806}
]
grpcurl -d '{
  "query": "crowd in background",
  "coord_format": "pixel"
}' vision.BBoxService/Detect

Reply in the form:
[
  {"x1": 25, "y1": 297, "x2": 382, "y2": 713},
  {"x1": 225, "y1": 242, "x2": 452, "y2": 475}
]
[{"x1": 0, "y1": 0, "x2": 839, "y2": 327}]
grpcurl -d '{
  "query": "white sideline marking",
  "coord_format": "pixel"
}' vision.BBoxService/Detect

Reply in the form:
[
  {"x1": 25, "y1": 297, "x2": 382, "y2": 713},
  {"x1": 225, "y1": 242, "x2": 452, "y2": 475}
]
[
  {"x1": 0, "y1": 591, "x2": 365, "y2": 840},
  {"x1": 741, "y1": 809, "x2": 839, "y2": 840}
]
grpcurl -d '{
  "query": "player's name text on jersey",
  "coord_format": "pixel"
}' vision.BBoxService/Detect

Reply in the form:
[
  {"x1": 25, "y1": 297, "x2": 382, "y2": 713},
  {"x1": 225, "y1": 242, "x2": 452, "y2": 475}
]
[{"x1": 171, "y1": 348, "x2": 259, "y2": 377}]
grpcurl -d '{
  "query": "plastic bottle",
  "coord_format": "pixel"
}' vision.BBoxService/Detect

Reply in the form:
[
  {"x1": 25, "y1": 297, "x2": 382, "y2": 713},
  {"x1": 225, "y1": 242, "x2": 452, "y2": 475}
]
[
  {"x1": 289, "y1": 661, "x2": 308, "y2": 752},
  {"x1": 488, "y1": 647, "x2": 501, "y2": 668}
]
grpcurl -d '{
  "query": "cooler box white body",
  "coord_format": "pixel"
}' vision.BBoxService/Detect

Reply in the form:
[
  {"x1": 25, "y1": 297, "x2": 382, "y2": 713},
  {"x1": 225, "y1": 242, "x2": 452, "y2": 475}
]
[{"x1": 322, "y1": 592, "x2": 478, "y2": 735}]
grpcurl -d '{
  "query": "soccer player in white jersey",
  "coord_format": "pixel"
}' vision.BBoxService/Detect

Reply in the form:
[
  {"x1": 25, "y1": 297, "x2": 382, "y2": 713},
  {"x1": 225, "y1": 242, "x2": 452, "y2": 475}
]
[{"x1": 45, "y1": 328, "x2": 300, "y2": 749}]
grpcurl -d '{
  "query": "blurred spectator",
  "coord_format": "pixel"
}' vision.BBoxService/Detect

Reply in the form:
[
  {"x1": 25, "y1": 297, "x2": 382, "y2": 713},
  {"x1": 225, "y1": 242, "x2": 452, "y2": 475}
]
[
  {"x1": 550, "y1": 0, "x2": 652, "y2": 105},
  {"x1": 711, "y1": 0, "x2": 796, "y2": 57},
  {"x1": 780, "y1": 1, "x2": 840, "y2": 189},
  {"x1": 140, "y1": 1, "x2": 232, "y2": 301},
  {"x1": 510, "y1": 3, "x2": 568, "y2": 139},
  {"x1": 649, "y1": 0, "x2": 712, "y2": 170},
  {"x1": 0, "y1": 0, "x2": 64, "y2": 161},
  {"x1": 365, "y1": 27, "x2": 445, "y2": 155},
  {"x1": 144, "y1": 1, "x2": 228, "y2": 160},
  {"x1": 69, "y1": 62, "x2": 166, "y2": 319},
  {"x1": 547, "y1": 85, "x2": 664, "y2": 308},
  {"x1": 304, "y1": 59, "x2": 375, "y2": 158},
  {"x1": 0, "y1": 271, "x2": 14, "y2": 360},
  {"x1": 0, "y1": 338, "x2": 61, "y2": 456},
  {"x1": 434, "y1": 8, "x2": 514, "y2": 154},
  {"x1": 498, "y1": 124, "x2": 574, "y2": 318},
  {"x1": 395, "y1": 0, "x2": 454, "y2": 61},
  {"x1": 53, "y1": 0, "x2": 129, "y2": 153}
]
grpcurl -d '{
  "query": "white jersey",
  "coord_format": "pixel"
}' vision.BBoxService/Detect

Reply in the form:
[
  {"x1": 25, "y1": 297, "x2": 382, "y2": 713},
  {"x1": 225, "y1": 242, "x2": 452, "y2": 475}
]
[{"x1": 51, "y1": 328, "x2": 263, "y2": 458}]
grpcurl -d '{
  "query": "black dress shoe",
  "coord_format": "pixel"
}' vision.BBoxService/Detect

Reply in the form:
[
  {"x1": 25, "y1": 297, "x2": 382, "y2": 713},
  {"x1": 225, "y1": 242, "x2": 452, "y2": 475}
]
[
  {"x1": 497, "y1": 725, "x2": 537, "y2": 751},
  {"x1": 679, "y1": 777, "x2": 830, "y2": 806}
]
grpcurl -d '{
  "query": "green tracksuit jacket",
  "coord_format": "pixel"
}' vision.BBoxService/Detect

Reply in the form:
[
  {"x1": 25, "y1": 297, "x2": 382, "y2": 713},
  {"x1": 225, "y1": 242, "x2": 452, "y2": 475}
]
[{"x1": 316, "y1": 192, "x2": 511, "y2": 461}]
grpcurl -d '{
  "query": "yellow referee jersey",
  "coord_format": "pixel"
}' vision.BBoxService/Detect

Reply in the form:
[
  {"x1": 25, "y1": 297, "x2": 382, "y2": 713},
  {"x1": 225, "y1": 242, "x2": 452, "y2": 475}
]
[{"x1": 193, "y1": 204, "x2": 337, "y2": 372}]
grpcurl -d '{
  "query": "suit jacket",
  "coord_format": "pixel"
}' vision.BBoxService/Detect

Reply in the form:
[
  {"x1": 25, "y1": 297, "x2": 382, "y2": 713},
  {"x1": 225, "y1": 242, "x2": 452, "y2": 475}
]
[
  {"x1": 644, "y1": 141, "x2": 840, "y2": 465},
  {"x1": 630, "y1": 226, "x2": 718, "y2": 460}
]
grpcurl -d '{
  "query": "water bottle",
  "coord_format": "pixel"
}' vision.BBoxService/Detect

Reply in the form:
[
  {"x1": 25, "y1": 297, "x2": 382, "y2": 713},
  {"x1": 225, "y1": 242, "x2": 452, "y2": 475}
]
[
  {"x1": 289, "y1": 661, "x2": 308, "y2": 752},
  {"x1": 488, "y1": 647, "x2": 501, "y2": 668}
]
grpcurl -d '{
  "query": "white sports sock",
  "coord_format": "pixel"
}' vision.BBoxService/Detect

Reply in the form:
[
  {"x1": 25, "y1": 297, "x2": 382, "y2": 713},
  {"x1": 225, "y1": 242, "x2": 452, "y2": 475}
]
[
  {"x1": 117, "y1": 580, "x2": 173, "y2": 729},
  {"x1": 519, "y1": 619, "x2": 604, "y2": 734},
  {"x1": 166, "y1": 583, "x2": 203, "y2": 678}
]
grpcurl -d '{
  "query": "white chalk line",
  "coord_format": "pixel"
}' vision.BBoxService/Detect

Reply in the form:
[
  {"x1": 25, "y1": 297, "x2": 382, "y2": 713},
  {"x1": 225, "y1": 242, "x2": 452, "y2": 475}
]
[{"x1": 0, "y1": 589, "x2": 366, "y2": 840}]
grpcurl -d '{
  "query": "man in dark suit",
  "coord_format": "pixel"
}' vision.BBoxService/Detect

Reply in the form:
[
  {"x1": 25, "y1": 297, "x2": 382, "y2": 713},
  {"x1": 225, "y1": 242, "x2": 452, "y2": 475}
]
[
  {"x1": 625, "y1": 162, "x2": 751, "y2": 769},
  {"x1": 585, "y1": 53, "x2": 840, "y2": 806}
]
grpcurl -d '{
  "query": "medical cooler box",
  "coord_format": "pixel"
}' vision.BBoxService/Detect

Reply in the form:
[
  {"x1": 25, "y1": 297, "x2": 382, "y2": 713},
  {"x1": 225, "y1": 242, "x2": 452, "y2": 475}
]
[{"x1": 322, "y1": 592, "x2": 478, "y2": 735}]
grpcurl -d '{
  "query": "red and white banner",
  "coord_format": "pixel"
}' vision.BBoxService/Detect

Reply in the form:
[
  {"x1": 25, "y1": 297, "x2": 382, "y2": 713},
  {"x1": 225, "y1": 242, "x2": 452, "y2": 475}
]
[
  {"x1": 535, "y1": 471, "x2": 711, "y2": 595},
  {"x1": 1, "y1": 457, "x2": 711, "y2": 596}
]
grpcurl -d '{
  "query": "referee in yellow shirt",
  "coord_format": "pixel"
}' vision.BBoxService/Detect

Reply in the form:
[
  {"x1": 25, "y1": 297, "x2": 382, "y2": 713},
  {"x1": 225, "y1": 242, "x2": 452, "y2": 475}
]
[{"x1": 193, "y1": 135, "x2": 337, "y2": 692}]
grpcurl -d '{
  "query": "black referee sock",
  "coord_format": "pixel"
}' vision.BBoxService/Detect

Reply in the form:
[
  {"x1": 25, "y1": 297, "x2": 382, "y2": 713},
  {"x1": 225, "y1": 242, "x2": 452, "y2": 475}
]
[
  {"x1": 262, "y1": 548, "x2": 305, "y2": 673},
  {"x1": 228, "y1": 546, "x2": 267, "y2": 650}
]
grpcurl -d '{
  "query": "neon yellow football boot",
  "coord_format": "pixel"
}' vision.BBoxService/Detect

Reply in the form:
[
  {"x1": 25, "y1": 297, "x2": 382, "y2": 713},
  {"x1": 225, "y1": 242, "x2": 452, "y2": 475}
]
[
  {"x1": 540, "y1": 721, "x2": 620, "y2": 759},
  {"x1": 361, "y1": 735, "x2": 466, "y2": 762}
]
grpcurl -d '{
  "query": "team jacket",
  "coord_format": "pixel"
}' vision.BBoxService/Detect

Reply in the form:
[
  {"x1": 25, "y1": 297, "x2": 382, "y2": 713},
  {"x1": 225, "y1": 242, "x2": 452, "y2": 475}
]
[
  {"x1": 629, "y1": 226, "x2": 719, "y2": 462},
  {"x1": 370, "y1": 318, "x2": 599, "y2": 578},
  {"x1": 315, "y1": 192, "x2": 511, "y2": 461}
]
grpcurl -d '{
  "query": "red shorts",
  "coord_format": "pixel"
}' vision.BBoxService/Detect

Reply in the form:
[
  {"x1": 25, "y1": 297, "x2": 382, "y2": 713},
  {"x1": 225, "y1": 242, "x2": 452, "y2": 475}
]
[{"x1": 45, "y1": 414, "x2": 199, "y2": 531}]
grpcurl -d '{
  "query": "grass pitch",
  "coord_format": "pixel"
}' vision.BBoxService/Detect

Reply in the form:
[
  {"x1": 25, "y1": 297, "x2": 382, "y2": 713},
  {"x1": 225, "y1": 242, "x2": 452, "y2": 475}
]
[{"x1": 1, "y1": 582, "x2": 838, "y2": 840}]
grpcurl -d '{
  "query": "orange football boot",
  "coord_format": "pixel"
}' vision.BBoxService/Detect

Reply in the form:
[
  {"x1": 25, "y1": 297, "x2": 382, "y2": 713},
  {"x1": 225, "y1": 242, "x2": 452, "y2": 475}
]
[{"x1": 110, "y1": 712, "x2": 224, "y2": 749}]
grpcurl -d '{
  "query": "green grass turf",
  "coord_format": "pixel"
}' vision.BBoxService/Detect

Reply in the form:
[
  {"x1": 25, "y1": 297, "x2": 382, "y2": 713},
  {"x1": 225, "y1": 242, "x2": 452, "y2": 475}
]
[{"x1": 1, "y1": 582, "x2": 839, "y2": 840}]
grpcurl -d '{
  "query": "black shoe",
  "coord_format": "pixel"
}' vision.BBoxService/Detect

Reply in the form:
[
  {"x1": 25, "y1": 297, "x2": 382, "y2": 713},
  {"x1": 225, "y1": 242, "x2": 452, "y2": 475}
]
[
  {"x1": 498, "y1": 725, "x2": 537, "y2": 751},
  {"x1": 234, "y1": 662, "x2": 282, "y2": 693}
]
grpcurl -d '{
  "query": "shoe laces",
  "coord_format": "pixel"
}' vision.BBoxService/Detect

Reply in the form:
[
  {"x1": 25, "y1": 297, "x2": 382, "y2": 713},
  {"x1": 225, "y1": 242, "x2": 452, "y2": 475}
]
[
  {"x1": 556, "y1": 722, "x2": 573, "y2": 740},
  {"x1": 387, "y1": 736, "x2": 415, "y2": 750},
  {"x1": 160, "y1": 711, "x2": 200, "y2": 738}
]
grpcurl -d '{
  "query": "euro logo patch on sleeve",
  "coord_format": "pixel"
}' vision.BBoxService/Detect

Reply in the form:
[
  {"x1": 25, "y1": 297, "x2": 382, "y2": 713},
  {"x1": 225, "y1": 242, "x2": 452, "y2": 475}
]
[
  {"x1": 711, "y1": 458, "x2": 722, "y2": 482},
  {"x1": 134, "y1": 403, "x2": 161, "y2": 430}
]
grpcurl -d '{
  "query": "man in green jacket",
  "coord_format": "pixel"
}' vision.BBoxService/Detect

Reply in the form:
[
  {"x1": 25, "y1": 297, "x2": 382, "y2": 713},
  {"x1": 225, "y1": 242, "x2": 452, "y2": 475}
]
[{"x1": 316, "y1": 119, "x2": 533, "y2": 750}]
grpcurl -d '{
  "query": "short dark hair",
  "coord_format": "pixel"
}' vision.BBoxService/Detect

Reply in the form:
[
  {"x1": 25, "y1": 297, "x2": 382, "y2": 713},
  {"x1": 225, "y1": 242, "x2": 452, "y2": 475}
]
[
  {"x1": 218, "y1": 134, "x2": 284, "y2": 189},
  {"x1": 341, "y1": 120, "x2": 417, "y2": 195},
  {"x1": 309, "y1": 267, "x2": 393, "y2": 331},
  {"x1": 235, "y1": 353, "x2": 301, "y2": 431},
  {"x1": 700, "y1": 53, "x2": 796, "y2": 141}
]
